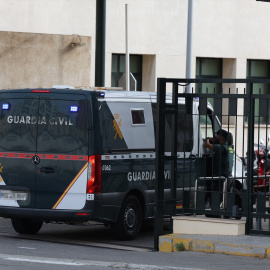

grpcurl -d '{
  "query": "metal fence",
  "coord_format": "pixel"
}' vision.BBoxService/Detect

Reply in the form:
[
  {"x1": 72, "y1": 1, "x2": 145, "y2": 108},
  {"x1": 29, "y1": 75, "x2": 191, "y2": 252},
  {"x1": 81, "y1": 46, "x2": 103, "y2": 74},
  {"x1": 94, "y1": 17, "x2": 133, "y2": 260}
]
[{"x1": 154, "y1": 78, "x2": 270, "y2": 249}]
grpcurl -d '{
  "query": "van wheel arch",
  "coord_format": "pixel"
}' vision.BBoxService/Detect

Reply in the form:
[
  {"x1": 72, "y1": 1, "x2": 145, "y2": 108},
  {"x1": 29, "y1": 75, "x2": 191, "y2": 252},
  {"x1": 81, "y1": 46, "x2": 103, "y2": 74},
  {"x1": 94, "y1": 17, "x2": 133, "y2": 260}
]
[
  {"x1": 125, "y1": 190, "x2": 145, "y2": 211},
  {"x1": 111, "y1": 192, "x2": 143, "y2": 240}
]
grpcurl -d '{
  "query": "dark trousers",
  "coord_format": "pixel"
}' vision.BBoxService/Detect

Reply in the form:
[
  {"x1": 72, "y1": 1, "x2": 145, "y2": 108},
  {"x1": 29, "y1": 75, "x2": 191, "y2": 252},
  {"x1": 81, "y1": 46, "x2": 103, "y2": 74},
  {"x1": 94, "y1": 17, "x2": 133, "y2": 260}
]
[{"x1": 205, "y1": 175, "x2": 228, "y2": 207}]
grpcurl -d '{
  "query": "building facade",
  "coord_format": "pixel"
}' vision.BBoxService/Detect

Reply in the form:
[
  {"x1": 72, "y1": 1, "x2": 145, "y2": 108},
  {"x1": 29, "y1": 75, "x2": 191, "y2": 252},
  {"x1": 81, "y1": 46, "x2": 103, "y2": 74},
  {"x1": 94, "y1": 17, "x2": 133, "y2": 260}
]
[
  {"x1": 1, "y1": 0, "x2": 270, "y2": 90},
  {"x1": 0, "y1": 0, "x2": 270, "y2": 152}
]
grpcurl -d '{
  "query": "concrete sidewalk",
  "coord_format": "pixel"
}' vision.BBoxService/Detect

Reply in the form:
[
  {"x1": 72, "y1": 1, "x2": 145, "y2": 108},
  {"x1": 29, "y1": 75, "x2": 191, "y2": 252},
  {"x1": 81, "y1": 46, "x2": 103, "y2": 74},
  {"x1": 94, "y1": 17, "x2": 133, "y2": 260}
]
[
  {"x1": 159, "y1": 233, "x2": 270, "y2": 259},
  {"x1": 159, "y1": 216, "x2": 270, "y2": 259}
]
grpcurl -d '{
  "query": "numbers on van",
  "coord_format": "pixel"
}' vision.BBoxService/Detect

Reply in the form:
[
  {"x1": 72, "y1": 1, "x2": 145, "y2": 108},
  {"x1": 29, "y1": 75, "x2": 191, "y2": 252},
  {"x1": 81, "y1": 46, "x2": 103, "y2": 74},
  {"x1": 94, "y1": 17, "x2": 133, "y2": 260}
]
[{"x1": 102, "y1": 165, "x2": 111, "y2": 171}]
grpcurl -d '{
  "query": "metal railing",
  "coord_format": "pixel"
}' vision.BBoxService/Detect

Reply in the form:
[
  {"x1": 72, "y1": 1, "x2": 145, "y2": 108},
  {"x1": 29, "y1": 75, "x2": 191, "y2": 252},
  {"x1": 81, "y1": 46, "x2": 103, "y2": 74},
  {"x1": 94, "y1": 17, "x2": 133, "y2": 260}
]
[
  {"x1": 153, "y1": 77, "x2": 270, "y2": 250},
  {"x1": 194, "y1": 176, "x2": 227, "y2": 216}
]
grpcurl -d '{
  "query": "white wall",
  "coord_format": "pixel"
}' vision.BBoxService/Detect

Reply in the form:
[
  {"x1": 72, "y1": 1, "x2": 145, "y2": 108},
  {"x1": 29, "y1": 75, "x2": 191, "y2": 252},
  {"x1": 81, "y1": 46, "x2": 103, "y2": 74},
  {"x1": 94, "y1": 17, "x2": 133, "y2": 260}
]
[{"x1": 0, "y1": 0, "x2": 270, "y2": 87}]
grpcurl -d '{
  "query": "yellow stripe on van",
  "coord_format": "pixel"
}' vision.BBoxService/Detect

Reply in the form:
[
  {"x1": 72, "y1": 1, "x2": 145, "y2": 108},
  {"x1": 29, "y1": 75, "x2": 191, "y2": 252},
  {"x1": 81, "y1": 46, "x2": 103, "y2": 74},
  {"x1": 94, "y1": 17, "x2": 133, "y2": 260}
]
[{"x1": 52, "y1": 162, "x2": 88, "y2": 209}]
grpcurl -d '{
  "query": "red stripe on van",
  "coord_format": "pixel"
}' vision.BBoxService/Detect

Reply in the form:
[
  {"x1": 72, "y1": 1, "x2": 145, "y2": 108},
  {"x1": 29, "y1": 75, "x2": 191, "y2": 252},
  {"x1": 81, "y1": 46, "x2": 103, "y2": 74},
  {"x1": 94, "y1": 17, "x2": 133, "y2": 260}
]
[{"x1": 0, "y1": 152, "x2": 88, "y2": 161}]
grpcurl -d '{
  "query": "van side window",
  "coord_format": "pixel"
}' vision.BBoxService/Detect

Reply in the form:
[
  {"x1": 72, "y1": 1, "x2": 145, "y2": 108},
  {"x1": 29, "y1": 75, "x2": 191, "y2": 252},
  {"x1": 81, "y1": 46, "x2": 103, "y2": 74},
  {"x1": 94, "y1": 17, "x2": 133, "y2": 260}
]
[
  {"x1": 131, "y1": 109, "x2": 145, "y2": 125},
  {"x1": 152, "y1": 104, "x2": 193, "y2": 152}
]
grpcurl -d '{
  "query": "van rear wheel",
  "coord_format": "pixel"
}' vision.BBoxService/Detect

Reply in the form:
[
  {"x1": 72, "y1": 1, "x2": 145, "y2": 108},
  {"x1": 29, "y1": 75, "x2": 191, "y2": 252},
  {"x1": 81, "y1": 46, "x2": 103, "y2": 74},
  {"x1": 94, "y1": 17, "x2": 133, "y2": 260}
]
[
  {"x1": 11, "y1": 218, "x2": 43, "y2": 234},
  {"x1": 111, "y1": 195, "x2": 142, "y2": 240}
]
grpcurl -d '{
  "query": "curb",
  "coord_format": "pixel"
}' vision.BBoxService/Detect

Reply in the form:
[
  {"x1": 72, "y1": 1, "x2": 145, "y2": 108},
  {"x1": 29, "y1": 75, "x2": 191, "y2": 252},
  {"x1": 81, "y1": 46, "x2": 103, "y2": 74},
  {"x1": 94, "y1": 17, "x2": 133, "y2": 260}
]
[{"x1": 159, "y1": 234, "x2": 270, "y2": 259}]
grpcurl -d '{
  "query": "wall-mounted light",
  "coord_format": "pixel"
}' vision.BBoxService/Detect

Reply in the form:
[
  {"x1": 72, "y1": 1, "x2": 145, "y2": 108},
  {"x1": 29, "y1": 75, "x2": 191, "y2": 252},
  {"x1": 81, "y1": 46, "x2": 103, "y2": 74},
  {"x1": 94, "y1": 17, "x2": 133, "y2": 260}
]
[{"x1": 70, "y1": 34, "x2": 86, "y2": 48}]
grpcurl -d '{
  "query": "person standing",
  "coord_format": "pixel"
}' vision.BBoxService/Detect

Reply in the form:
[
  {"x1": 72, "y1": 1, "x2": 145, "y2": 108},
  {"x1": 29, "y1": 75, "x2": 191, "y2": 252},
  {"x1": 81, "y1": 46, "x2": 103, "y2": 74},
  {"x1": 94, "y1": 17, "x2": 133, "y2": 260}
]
[
  {"x1": 204, "y1": 129, "x2": 233, "y2": 178},
  {"x1": 203, "y1": 129, "x2": 234, "y2": 209}
]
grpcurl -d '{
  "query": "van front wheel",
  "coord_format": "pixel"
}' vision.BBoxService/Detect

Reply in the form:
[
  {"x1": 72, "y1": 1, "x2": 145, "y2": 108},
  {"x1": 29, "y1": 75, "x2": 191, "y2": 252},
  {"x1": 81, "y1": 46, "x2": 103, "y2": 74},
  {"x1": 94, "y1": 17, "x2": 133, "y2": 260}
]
[
  {"x1": 111, "y1": 195, "x2": 142, "y2": 240},
  {"x1": 11, "y1": 218, "x2": 43, "y2": 234}
]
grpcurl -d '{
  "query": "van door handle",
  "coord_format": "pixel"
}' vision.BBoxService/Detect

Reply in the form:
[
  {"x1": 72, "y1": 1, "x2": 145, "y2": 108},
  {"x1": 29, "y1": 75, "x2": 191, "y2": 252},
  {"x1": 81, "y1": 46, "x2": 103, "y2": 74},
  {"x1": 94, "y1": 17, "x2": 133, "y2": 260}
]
[
  {"x1": 40, "y1": 167, "x2": 56, "y2": 174},
  {"x1": 189, "y1": 154, "x2": 196, "y2": 160}
]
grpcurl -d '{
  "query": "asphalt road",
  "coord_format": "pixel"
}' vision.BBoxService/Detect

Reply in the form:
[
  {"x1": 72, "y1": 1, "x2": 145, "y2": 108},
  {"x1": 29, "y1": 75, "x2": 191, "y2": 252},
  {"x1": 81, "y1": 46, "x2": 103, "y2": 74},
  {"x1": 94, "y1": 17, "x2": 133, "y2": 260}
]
[
  {"x1": 1, "y1": 217, "x2": 270, "y2": 270},
  {"x1": 0, "y1": 217, "x2": 160, "y2": 250}
]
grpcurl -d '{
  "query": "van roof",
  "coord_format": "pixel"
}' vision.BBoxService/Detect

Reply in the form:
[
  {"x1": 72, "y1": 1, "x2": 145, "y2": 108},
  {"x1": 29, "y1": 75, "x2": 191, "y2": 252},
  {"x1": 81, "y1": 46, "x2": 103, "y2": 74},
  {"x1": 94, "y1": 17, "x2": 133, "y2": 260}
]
[
  {"x1": 97, "y1": 90, "x2": 200, "y2": 104},
  {"x1": 1, "y1": 88, "x2": 214, "y2": 109}
]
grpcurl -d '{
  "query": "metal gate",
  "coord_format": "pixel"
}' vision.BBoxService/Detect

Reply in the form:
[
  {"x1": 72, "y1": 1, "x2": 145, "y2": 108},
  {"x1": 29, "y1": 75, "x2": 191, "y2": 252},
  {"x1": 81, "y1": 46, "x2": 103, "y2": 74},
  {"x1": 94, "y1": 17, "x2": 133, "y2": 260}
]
[{"x1": 154, "y1": 78, "x2": 270, "y2": 249}]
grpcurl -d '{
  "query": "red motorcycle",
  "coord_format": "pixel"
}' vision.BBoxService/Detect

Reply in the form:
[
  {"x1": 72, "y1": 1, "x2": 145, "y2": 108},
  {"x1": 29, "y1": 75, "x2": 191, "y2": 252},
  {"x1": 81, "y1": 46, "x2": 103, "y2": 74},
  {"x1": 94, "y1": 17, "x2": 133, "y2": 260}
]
[{"x1": 254, "y1": 140, "x2": 270, "y2": 192}]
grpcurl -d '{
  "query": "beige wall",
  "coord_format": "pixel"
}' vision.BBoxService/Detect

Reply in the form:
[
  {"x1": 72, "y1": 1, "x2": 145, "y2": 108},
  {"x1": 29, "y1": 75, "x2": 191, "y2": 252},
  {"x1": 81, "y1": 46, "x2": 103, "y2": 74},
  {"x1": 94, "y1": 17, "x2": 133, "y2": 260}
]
[{"x1": 0, "y1": 32, "x2": 91, "y2": 89}]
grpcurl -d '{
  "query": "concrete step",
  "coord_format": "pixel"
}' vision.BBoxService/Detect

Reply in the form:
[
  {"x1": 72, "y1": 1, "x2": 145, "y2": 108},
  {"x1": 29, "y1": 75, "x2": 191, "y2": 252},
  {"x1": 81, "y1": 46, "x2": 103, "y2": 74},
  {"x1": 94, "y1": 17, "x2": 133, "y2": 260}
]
[{"x1": 172, "y1": 216, "x2": 245, "y2": 236}]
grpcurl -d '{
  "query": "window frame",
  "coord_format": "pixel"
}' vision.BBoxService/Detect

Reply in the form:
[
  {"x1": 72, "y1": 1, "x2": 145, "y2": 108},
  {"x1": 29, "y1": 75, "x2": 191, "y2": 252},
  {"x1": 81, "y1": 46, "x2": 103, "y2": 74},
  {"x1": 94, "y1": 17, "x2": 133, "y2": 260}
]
[
  {"x1": 195, "y1": 57, "x2": 223, "y2": 95},
  {"x1": 130, "y1": 108, "x2": 146, "y2": 126},
  {"x1": 246, "y1": 59, "x2": 270, "y2": 123},
  {"x1": 111, "y1": 54, "x2": 142, "y2": 91}
]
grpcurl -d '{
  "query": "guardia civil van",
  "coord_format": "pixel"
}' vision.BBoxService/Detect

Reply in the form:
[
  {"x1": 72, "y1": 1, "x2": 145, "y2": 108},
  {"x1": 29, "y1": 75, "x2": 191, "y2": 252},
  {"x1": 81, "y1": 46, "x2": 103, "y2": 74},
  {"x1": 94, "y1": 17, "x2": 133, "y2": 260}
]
[{"x1": 0, "y1": 87, "x2": 244, "y2": 240}]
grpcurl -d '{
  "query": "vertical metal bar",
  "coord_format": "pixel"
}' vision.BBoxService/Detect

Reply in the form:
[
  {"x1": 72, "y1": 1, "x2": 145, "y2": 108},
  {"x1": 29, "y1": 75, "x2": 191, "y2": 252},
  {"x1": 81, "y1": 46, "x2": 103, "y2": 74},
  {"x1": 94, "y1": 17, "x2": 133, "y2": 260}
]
[
  {"x1": 170, "y1": 82, "x2": 178, "y2": 233},
  {"x1": 246, "y1": 83, "x2": 255, "y2": 234},
  {"x1": 222, "y1": 179, "x2": 227, "y2": 211},
  {"x1": 95, "y1": 0, "x2": 106, "y2": 87},
  {"x1": 154, "y1": 78, "x2": 166, "y2": 251},
  {"x1": 194, "y1": 179, "x2": 198, "y2": 216}
]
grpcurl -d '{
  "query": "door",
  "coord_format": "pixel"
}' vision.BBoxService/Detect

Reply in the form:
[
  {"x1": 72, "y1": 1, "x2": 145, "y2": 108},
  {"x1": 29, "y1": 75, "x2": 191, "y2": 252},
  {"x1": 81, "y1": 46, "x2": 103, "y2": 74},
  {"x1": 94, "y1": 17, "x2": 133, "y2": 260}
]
[
  {"x1": 35, "y1": 94, "x2": 89, "y2": 210},
  {"x1": 0, "y1": 92, "x2": 89, "y2": 210},
  {"x1": 0, "y1": 93, "x2": 39, "y2": 208}
]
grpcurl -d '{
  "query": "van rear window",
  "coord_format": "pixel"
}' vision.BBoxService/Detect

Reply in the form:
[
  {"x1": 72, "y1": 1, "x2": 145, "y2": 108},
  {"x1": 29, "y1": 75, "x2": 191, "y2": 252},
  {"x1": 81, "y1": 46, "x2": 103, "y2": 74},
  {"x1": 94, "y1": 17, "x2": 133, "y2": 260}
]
[
  {"x1": 36, "y1": 99, "x2": 87, "y2": 153},
  {"x1": 0, "y1": 98, "x2": 87, "y2": 153},
  {"x1": 0, "y1": 98, "x2": 38, "y2": 152}
]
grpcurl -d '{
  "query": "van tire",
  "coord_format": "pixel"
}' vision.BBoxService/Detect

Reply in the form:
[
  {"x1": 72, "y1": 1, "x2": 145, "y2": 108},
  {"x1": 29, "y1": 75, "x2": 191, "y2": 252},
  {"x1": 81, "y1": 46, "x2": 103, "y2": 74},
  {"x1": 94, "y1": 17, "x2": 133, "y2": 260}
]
[
  {"x1": 111, "y1": 195, "x2": 142, "y2": 240},
  {"x1": 11, "y1": 218, "x2": 43, "y2": 234}
]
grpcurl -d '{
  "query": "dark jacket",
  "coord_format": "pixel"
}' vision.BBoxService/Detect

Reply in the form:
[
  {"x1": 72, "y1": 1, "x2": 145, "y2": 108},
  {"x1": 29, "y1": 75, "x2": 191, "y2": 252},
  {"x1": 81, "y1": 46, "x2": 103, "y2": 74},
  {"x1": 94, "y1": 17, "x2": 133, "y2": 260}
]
[{"x1": 213, "y1": 142, "x2": 234, "y2": 177}]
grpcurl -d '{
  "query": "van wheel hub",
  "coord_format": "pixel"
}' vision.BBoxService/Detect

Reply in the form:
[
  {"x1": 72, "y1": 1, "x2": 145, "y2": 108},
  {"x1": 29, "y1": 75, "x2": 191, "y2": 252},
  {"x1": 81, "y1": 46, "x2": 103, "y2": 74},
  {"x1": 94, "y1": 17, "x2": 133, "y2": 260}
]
[{"x1": 124, "y1": 205, "x2": 136, "y2": 229}]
